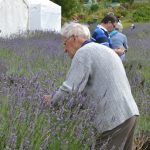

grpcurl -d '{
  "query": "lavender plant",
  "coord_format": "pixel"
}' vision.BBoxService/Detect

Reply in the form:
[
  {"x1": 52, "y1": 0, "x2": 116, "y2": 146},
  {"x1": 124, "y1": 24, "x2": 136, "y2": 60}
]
[
  {"x1": 123, "y1": 23, "x2": 150, "y2": 149},
  {"x1": 0, "y1": 73, "x2": 96, "y2": 149},
  {"x1": 0, "y1": 23, "x2": 150, "y2": 149},
  {"x1": 0, "y1": 31, "x2": 95, "y2": 149}
]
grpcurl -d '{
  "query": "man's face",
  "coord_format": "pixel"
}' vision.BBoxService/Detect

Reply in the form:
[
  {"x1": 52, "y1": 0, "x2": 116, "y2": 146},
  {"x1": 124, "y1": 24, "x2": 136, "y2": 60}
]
[
  {"x1": 63, "y1": 35, "x2": 77, "y2": 59},
  {"x1": 107, "y1": 21, "x2": 117, "y2": 32}
]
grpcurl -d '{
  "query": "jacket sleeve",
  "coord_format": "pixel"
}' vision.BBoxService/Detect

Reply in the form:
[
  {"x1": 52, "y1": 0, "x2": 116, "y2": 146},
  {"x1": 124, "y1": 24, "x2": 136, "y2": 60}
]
[{"x1": 51, "y1": 55, "x2": 90, "y2": 105}]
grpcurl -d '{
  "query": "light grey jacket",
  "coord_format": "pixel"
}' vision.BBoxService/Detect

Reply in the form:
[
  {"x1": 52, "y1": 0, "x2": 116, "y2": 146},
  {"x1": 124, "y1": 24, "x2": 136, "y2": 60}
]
[{"x1": 52, "y1": 42, "x2": 139, "y2": 133}]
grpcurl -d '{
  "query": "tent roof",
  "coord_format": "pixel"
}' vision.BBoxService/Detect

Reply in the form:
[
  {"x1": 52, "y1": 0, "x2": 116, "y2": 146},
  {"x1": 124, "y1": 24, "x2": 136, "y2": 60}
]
[
  {"x1": 0, "y1": 0, "x2": 61, "y2": 37},
  {"x1": 25, "y1": 0, "x2": 61, "y2": 9}
]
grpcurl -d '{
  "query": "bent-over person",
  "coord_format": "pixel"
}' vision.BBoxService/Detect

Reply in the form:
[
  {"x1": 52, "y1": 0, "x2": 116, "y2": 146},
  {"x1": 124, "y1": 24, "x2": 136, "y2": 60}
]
[{"x1": 44, "y1": 22, "x2": 139, "y2": 150}]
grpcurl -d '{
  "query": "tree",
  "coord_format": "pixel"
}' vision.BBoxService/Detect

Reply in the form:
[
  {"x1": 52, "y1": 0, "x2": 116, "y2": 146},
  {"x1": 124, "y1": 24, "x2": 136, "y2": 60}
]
[{"x1": 51, "y1": 0, "x2": 81, "y2": 18}]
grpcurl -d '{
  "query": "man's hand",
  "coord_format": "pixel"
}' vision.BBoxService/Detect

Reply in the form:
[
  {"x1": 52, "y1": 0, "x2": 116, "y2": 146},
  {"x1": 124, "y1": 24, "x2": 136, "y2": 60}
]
[
  {"x1": 43, "y1": 95, "x2": 51, "y2": 105},
  {"x1": 114, "y1": 48, "x2": 125, "y2": 56}
]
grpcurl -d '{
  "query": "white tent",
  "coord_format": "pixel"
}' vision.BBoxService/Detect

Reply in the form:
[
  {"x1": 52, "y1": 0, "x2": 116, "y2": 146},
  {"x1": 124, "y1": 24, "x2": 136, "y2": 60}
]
[{"x1": 0, "y1": 0, "x2": 61, "y2": 37}]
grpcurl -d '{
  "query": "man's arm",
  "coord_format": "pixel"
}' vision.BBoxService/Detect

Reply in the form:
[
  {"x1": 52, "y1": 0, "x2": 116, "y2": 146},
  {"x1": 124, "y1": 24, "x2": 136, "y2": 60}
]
[{"x1": 44, "y1": 56, "x2": 90, "y2": 106}]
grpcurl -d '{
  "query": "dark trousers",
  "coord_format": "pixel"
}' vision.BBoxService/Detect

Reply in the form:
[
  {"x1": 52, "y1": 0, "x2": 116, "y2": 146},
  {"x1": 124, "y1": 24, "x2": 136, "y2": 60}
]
[{"x1": 94, "y1": 116, "x2": 137, "y2": 150}]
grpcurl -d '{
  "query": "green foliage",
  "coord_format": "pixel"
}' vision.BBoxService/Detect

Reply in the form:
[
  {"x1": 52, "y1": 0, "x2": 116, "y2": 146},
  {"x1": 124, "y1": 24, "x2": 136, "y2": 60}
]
[
  {"x1": 119, "y1": 0, "x2": 134, "y2": 4},
  {"x1": 131, "y1": 4, "x2": 150, "y2": 22},
  {"x1": 51, "y1": 0, "x2": 81, "y2": 18},
  {"x1": 51, "y1": 0, "x2": 150, "y2": 25},
  {"x1": 90, "y1": 3, "x2": 99, "y2": 12},
  {"x1": 136, "y1": 116, "x2": 150, "y2": 133}
]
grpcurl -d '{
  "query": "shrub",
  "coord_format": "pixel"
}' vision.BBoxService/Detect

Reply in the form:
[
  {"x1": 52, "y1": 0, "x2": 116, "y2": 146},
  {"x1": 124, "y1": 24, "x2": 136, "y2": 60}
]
[
  {"x1": 90, "y1": 4, "x2": 99, "y2": 12},
  {"x1": 130, "y1": 4, "x2": 150, "y2": 22}
]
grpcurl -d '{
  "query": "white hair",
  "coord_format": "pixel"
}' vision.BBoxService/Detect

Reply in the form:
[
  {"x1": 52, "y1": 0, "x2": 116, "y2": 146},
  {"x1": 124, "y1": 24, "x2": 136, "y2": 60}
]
[
  {"x1": 61, "y1": 22, "x2": 91, "y2": 39},
  {"x1": 116, "y1": 22, "x2": 123, "y2": 32}
]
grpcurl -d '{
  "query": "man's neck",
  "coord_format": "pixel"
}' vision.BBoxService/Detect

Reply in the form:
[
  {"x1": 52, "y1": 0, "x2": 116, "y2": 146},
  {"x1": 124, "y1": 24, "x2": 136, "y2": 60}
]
[{"x1": 99, "y1": 23, "x2": 108, "y2": 32}]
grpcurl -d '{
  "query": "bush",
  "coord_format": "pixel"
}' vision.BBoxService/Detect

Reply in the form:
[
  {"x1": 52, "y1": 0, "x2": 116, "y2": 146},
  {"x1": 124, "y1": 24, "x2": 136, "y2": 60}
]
[
  {"x1": 90, "y1": 4, "x2": 99, "y2": 12},
  {"x1": 130, "y1": 4, "x2": 150, "y2": 22},
  {"x1": 51, "y1": 0, "x2": 81, "y2": 18}
]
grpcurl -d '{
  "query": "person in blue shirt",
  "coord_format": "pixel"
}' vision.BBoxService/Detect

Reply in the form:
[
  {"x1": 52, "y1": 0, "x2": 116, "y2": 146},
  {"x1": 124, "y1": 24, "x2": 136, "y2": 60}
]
[
  {"x1": 110, "y1": 22, "x2": 128, "y2": 61},
  {"x1": 91, "y1": 14, "x2": 118, "y2": 48},
  {"x1": 91, "y1": 14, "x2": 126, "y2": 59}
]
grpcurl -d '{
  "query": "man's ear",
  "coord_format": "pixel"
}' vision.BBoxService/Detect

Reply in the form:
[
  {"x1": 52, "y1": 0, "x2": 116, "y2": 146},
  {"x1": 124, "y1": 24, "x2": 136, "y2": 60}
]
[{"x1": 73, "y1": 35, "x2": 76, "y2": 41}]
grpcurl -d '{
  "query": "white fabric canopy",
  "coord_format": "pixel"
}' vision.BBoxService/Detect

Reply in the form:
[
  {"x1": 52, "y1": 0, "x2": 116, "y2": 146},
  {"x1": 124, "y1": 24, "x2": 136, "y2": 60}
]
[{"x1": 0, "y1": 0, "x2": 61, "y2": 37}]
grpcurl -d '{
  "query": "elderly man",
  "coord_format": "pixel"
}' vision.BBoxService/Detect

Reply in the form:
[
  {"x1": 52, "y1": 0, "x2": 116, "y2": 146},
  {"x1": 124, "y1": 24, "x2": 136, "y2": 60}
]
[{"x1": 44, "y1": 22, "x2": 139, "y2": 149}]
